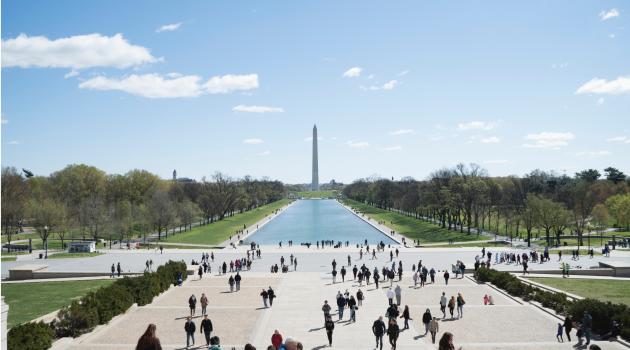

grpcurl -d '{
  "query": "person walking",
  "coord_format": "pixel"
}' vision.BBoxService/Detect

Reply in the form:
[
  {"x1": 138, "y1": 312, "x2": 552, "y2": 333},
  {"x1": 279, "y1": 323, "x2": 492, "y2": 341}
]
[
  {"x1": 564, "y1": 315, "x2": 573, "y2": 341},
  {"x1": 184, "y1": 316, "x2": 196, "y2": 348},
  {"x1": 386, "y1": 288, "x2": 395, "y2": 306},
  {"x1": 422, "y1": 308, "x2": 432, "y2": 335},
  {"x1": 394, "y1": 284, "x2": 402, "y2": 306},
  {"x1": 268, "y1": 286, "x2": 276, "y2": 307},
  {"x1": 325, "y1": 315, "x2": 335, "y2": 347},
  {"x1": 456, "y1": 293, "x2": 465, "y2": 318},
  {"x1": 438, "y1": 332, "x2": 460, "y2": 350},
  {"x1": 443, "y1": 270, "x2": 450, "y2": 285},
  {"x1": 341, "y1": 266, "x2": 347, "y2": 282},
  {"x1": 200, "y1": 315, "x2": 213, "y2": 346},
  {"x1": 440, "y1": 292, "x2": 447, "y2": 318},
  {"x1": 387, "y1": 318, "x2": 400, "y2": 350},
  {"x1": 200, "y1": 293, "x2": 208, "y2": 315},
  {"x1": 372, "y1": 316, "x2": 387, "y2": 350},
  {"x1": 400, "y1": 305, "x2": 412, "y2": 330},
  {"x1": 448, "y1": 296, "x2": 456, "y2": 319},
  {"x1": 322, "y1": 300, "x2": 331, "y2": 322},
  {"x1": 332, "y1": 269, "x2": 338, "y2": 283},
  {"x1": 198, "y1": 265, "x2": 203, "y2": 280},
  {"x1": 271, "y1": 330, "x2": 283, "y2": 349},
  {"x1": 357, "y1": 289, "x2": 364, "y2": 306},
  {"x1": 228, "y1": 275, "x2": 235, "y2": 292},
  {"x1": 188, "y1": 294, "x2": 197, "y2": 316},
  {"x1": 235, "y1": 272, "x2": 242, "y2": 291},
  {"x1": 429, "y1": 317, "x2": 439, "y2": 344},
  {"x1": 336, "y1": 293, "x2": 346, "y2": 320},
  {"x1": 260, "y1": 288, "x2": 269, "y2": 308},
  {"x1": 117, "y1": 262, "x2": 122, "y2": 277},
  {"x1": 208, "y1": 336, "x2": 222, "y2": 350},
  {"x1": 135, "y1": 323, "x2": 162, "y2": 350},
  {"x1": 349, "y1": 295, "x2": 357, "y2": 322},
  {"x1": 557, "y1": 322, "x2": 564, "y2": 342},
  {"x1": 582, "y1": 311, "x2": 593, "y2": 345}
]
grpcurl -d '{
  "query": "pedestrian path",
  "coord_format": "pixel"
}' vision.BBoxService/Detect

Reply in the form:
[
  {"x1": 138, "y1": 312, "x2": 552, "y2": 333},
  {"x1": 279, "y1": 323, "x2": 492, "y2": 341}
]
[{"x1": 56, "y1": 269, "x2": 626, "y2": 350}]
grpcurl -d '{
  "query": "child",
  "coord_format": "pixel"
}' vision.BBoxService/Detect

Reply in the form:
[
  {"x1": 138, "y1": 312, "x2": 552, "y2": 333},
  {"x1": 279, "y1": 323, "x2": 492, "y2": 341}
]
[
  {"x1": 483, "y1": 294, "x2": 489, "y2": 305},
  {"x1": 556, "y1": 323, "x2": 564, "y2": 342},
  {"x1": 488, "y1": 294, "x2": 495, "y2": 305}
]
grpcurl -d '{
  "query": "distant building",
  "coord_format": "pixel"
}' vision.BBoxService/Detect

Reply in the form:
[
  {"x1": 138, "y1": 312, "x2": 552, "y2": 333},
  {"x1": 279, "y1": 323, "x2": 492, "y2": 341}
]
[
  {"x1": 69, "y1": 241, "x2": 96, "y2": 253},
  {"x1": 173, "y1": 169, "x2": 177, "y2": 180},
  {"x1": 312, "y1": 124, "x2": 319, "y2": 191}
]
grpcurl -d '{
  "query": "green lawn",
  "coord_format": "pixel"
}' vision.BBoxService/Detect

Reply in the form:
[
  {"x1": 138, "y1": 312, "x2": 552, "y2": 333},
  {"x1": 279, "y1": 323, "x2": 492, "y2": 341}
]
[
  {"x1": 1, "y1": 279, "x2": 116, "y2": 328},
  {"x1": 422, "y1": 241, "x2": 510, "y2": 248},
  {"x1": 1, "y1": 256, "x2": 17, "y2": 262},
  {"x1": 163, "y1": 199, "x2": 291, "y2": 245},
  {"x1": 293, "y1": 190, "x2": 338, "y2": 198},
  {"x1": 140, "y1": 243, "x2": 222, "y2": 250},
  {"x1": 526, "y1": 277, "x2": 630, "y2": 306},
  {"x1": 47, "y1": 252, "x2": 103, "y2": 259},
  {"x1": 343, "y1": 199, "x2": 487, "y2": 243}
]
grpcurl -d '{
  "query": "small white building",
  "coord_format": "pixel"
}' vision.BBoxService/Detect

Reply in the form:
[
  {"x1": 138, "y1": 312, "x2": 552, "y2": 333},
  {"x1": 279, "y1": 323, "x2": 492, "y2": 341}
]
[{"x1": 69, "y1": 241, "x2": 96, "y2": 253}]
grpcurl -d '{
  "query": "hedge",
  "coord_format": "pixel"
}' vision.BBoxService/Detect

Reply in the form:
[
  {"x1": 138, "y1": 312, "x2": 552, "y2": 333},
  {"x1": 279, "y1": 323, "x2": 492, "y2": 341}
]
[
  {"x1": 8, "y1": 260, "x2": 187, "y2": 349},
  {"x1": 474, "y1": 267, "x2": 630, "y2": 340},
  {"x1": 7, "y1": 321, "x2": 55, "y2": 350}
]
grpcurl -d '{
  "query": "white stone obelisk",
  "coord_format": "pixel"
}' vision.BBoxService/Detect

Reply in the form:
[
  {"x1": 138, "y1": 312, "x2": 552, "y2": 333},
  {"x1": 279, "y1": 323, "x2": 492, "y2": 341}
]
[{"x1": 311, "y1": 124, "x2": 319, "y2": 191}]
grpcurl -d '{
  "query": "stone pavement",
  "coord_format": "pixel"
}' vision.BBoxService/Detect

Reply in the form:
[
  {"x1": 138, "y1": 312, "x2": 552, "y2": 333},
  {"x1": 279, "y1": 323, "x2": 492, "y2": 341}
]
[{"x1": 59, "y1": 268, "x2": 626, "y2": 350}]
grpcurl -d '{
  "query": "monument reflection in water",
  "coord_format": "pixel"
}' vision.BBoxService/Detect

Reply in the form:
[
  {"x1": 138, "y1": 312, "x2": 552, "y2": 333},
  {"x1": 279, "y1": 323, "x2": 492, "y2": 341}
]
[{"x1": 245, "y1": 199, "x2": 398, "y2": 245}]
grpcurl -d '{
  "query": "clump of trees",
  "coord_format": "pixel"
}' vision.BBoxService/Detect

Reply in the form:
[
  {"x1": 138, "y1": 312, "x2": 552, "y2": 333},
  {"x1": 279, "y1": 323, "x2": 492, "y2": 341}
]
[
  {"x1": 343, "y1": 164, "x2": 629, "y2": 246},
  {"x1": 1, "y1": 165, "x2": 286, "y2": 249}
]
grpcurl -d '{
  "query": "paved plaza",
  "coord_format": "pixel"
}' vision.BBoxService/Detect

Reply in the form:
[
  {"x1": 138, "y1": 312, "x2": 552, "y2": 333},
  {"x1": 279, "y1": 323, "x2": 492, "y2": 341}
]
[{"x1": 43, "y1": 247, "x2": 627, "y2": 350}]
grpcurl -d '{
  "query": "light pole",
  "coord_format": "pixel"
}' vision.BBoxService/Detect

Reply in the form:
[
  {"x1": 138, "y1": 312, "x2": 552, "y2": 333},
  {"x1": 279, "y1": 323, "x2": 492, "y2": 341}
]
[{"x1": 44, "y1": 225, "x2": 49, "y2": 259}]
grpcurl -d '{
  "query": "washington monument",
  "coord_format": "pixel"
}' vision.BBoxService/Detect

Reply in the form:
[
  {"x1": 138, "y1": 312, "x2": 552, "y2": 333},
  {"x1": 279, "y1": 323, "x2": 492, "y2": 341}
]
[{"x1": 311, "y1": 124, "x2": 319, "y2": 191}]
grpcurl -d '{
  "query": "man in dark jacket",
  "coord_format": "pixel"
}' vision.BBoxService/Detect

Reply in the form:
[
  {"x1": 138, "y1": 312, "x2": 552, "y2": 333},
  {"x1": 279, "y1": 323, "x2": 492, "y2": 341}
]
[
  {"x1": 267, "y1": 286, "x2": 275, "y2": 306},
  {"x1": 372, "y1": 316, "x2": 386, "y2": 350},
  {"x1": 336, "y1": 294, "x2": 346, "y2": 320},
  {"x1": 185, "y1": 316, "x2": 196, "y2": 348},
  {"x1": 235, "y1": 272, "x2": 242, "y2": 291},
  {"x1": 200, "y1": 315, "x2": 213, "y2": 346}
]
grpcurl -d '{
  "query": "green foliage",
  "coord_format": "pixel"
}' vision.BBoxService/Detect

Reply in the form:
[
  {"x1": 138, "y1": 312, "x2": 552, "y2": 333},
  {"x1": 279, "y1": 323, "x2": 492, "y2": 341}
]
[
  {"x1": 53, "y1": 260, "x2": 186, "y2": 337},
  {"x1": 7, "y1": 321, "x2": 55, "y2": 350},
  {"x1": 475, "y1": 268, "x2": 630, "y2": 340}
]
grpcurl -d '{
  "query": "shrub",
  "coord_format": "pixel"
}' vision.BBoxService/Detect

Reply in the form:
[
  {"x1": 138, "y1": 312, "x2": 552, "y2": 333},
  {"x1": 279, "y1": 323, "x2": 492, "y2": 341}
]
[
  {"x1": 568, "y1": 299, "x2": 630, "y2": 337},
  {"x1": 53, "y1": 299, "x2": 99, "y2": 337},
  {"x1": 7, "y1": 321, "x2": 55, "y2": 350}
]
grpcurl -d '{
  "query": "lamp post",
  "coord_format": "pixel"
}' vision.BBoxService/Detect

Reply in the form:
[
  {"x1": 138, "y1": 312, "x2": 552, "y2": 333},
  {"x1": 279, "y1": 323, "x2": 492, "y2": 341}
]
[{"x1": 44, "y1": 225, "x2": 49, "y2": 259}]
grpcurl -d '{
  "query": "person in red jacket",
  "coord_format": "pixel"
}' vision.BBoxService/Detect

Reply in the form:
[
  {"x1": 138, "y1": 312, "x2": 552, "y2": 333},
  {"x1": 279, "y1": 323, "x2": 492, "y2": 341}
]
[{"x1": 271, "y1": 329, "x2": 283, "y2": 349}]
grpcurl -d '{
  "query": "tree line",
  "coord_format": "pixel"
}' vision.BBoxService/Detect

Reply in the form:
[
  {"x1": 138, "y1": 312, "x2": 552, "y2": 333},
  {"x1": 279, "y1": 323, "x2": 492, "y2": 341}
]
[
  {"x1": 1, "y1": 165, "x2": 286, "y2": 252},
  {"x1": 343, "y1": 164, "x2": 630, "y2": 246}
]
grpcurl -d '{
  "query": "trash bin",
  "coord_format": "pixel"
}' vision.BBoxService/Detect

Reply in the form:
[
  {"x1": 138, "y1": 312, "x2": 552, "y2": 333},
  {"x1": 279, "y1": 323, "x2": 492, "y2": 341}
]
[{"x1": 39, "y1": 253, "x2": 43, "y2": 259}]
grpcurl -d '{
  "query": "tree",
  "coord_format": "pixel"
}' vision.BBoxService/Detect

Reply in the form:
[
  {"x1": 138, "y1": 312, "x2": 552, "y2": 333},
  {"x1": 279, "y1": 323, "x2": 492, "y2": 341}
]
[
  {"x1": 575, "y1": 169, "x2": 601, "y2": 182},
  {"x1": 606, "y1": 194, "x2": 630, "y2": 230},
  {"x1": 29, "y1": 199, "x2": 66, "y2": 258},
  {"x1": 591, "y1": 204, "x2": 610, "y2": 234},
  {"x1": 522, "y1": 194, "x2": 541, "y2": 247},
  {"x1": 604, "y1": 167, "x2": 626, "y2": 184},
  {"x1": 147, "y1": 189, "x2": 174, "y2": 240},
  {"x1": 1, "y1": 167, "x2": 28, "y2": 252},
  {"x1": 177, "y1": 200, "x2": 200, "y2": 232}
]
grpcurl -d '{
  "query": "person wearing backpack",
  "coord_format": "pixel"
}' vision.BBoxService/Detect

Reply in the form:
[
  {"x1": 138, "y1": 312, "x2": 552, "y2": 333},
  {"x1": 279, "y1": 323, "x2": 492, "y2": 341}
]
[{"x1": 456, "y1": 293, "x2": 465, "y2": 318}]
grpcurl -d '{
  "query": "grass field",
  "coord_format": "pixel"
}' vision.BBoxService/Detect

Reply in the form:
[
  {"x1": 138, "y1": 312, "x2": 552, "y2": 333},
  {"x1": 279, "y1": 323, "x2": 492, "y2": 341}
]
[
  {"x1": 526, "y1": 277, "x2": 630, "y2": 306},
  {"x1": 1, "y1": 256, "x2": 17, "y2": 261},
  {"x1": 421, "y1": 241, "x2": 510, "y2": 248},
  {"x1": 47, "y1": 252, "x2": 103, "y2": 259},
  {"x1": 343, "y1": 199, "x2": 487, "y2": 243},
  {"x1": 163, "y1": 199, "x2": 291, "y2": 245},
  {"x1": 1, "y1": 279, "x2": 116, "y2": 328},
  {"x1": 293, "y1": 190, "x2": 338, "y2": 198}
]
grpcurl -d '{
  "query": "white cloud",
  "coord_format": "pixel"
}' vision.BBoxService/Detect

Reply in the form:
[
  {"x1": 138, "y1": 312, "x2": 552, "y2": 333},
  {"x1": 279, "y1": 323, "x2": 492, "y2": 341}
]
[
  {"x1": 599, "y1": 8, "x2": 619, "y2": 21},
  {"x1": 480, "y1": 136, "x2": 501, "y2": 144},
  {"x1": 522, "y1": 132, "x2": 575, "y2": 149},
  {"x1": 458, "y1": 121, "x2": 496, "y2": 131},
  {"x1": 243, "y1": 138, "x2": 264, "y2": 144},
  {"x1": 388, "y1": 129, "x2": 414, "y2": 136},
  {"x1": 609, "y1": 33, "x2": 616, "y2": 39},
  {"x1": 576, "y1": 150, "x2": 611, "y2": 157},
  {"x1": 342, "y1": 67, "x2": 362, "y2": 78},
  {"x1": 381, "y1": 145, "x2": 402, "y2": 151},
  {"x1": 1, "y1": 33, "x2": 157, "y2": 69},
  {"x1": 606, "y1": 136, "x2": 630, "y2": 143},
  {"x1": 156, "y1": 22, "x2": 182, "y2": 33},
  {"x1": 382, "y1": 80, "x2": 398, "y2": 90},
  {"x1": 397, "y1": 70, "x2": 410, "y2": 77},
  {"x1": 347, "y1": 141, "x2": 369, "y2": 149},
  {"x1": 259, "y1": 150, "x2": 271, "y2": 156},
  {"x1": 64, "y1": 69, "x2": 79, "y2": 79},
  {"x1": 204, "y1": 74, "x2": 259, "y2": 94},
  {"x1": 576, "y1": 76, "x2": 630, "y2": 95},
  {"x1": 233, "y1": 105, "x2": 284, "y2": 113},
  {"x1": 7, "y1": 140, "x2": 20, "y2": 145},
  {"x1": 482, "y1": 160, "x2": 508, "y2": 165},
  {"x1": 79, "y1": 73, "x2": 258, "y2": 98},
  {"x1": 597, "y1": 97, "x2": 605, "y2": 105}
]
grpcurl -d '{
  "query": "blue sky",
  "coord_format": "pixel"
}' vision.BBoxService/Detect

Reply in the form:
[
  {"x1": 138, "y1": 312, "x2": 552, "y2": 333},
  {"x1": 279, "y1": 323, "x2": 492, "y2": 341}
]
[{"x1": 1, "y1": 1, "x2": 629, "y2": 184}]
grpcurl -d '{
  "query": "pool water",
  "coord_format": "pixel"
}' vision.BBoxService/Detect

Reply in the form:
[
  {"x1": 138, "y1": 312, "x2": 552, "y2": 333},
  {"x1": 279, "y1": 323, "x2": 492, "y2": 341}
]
[{"x1": 244, "y1": 199, "x2": 397, "y2": 245}]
